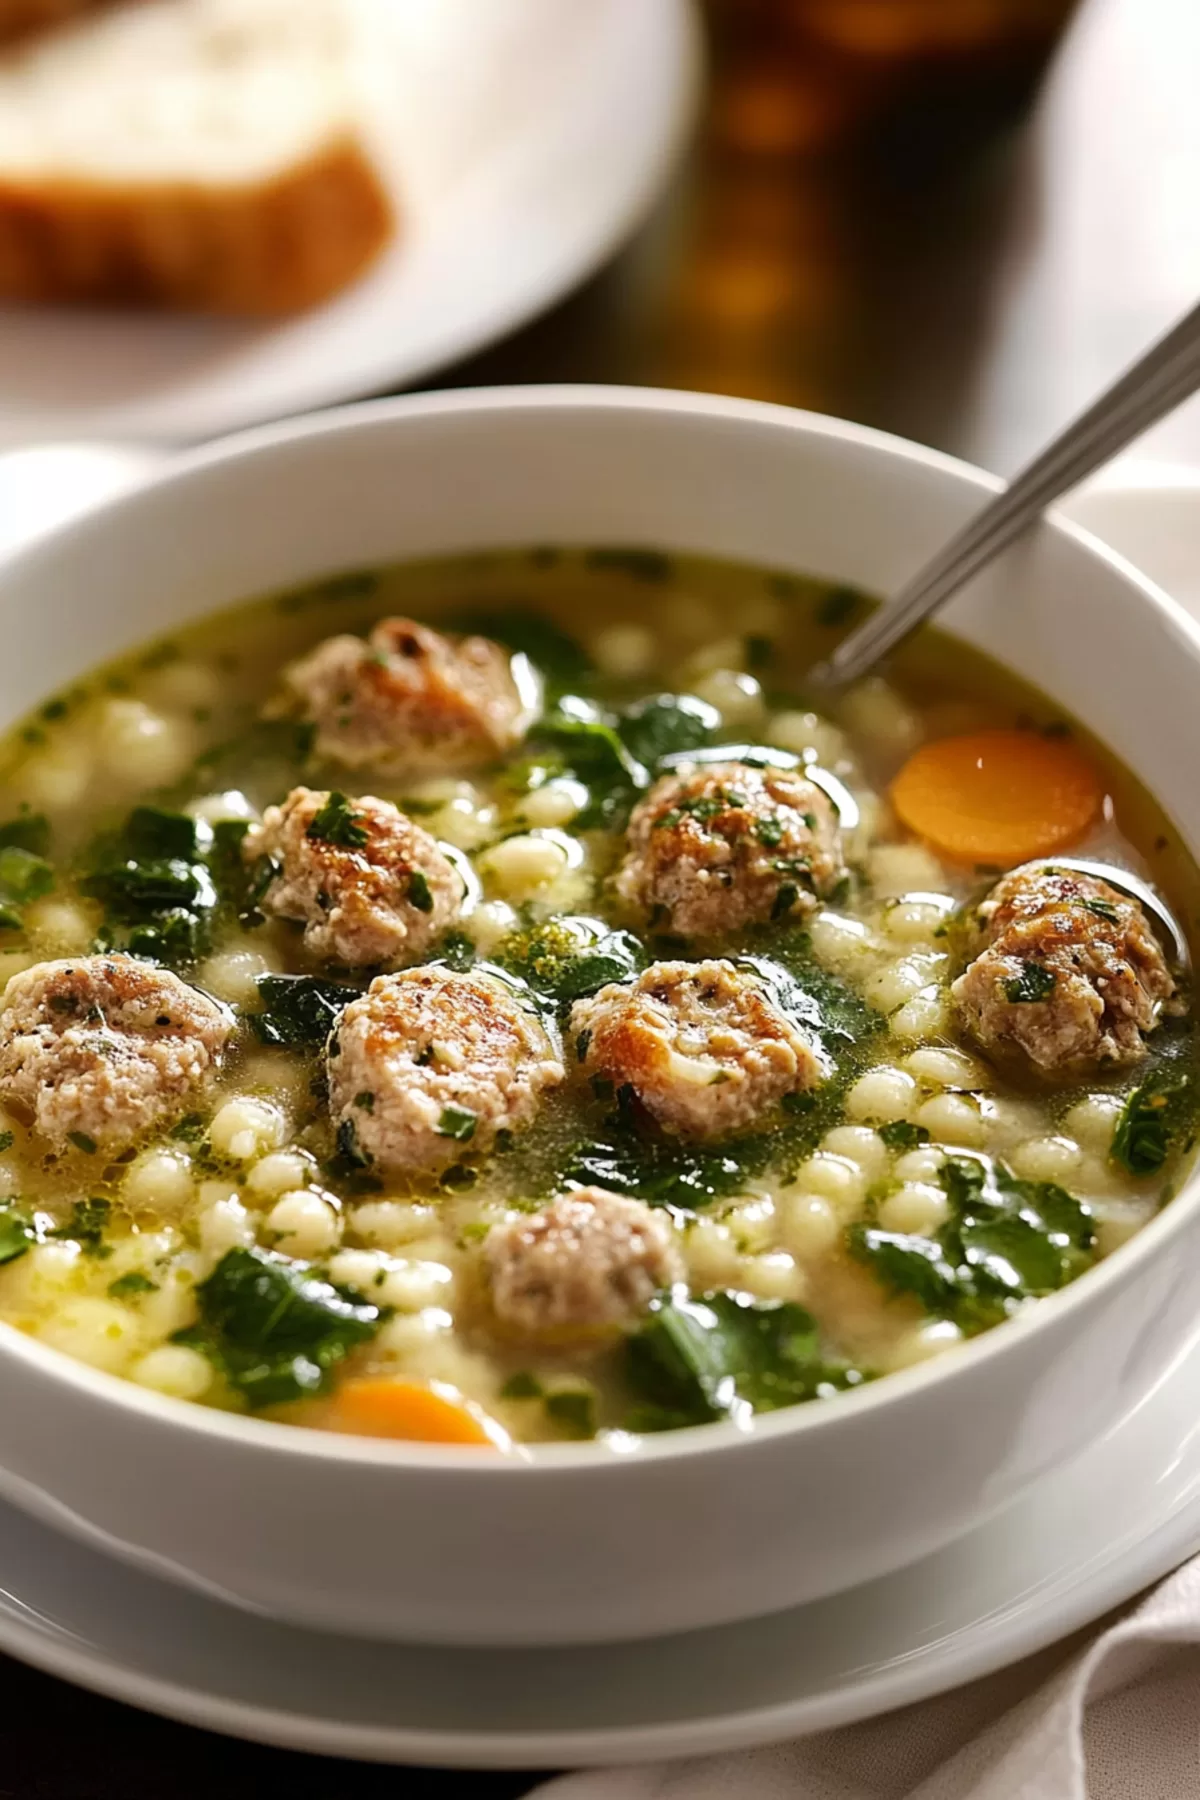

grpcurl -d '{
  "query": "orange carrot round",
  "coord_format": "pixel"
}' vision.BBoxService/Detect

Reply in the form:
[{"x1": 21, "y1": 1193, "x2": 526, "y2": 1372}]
[
  {"x1": 324, "y1": 1378, "x2": 511, "y2": 1449},
  {"x1": 890, "y1": 729, "x2": 1104, "y2": 865}
]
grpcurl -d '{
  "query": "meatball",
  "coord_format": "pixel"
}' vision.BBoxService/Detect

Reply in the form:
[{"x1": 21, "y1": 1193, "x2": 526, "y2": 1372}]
[
  {"x1": 569, "y1": 959, "x2": 823, "y2": 1139},
  {"x1": 279, "y1": 617, "x2": 535, "y2": 776},
  {"x1": 0, "y1": 956, "x2": 232, "y2": 1153},
  {"x1": 327, "y1": 967, "x2": 564, "y2": 1176},
  {"x1": 616, "y1": 761, "x2": 846, "y2": 938},
  {"x1": 486, "y1": 1188, "x2": 682, "y2": 1339},
  {"x1": 242, "y1": 787, "x2": 463, "y2": 968},
  {"x1": 951, "y1": 867, "x2": 1175, "y2": 1072}
]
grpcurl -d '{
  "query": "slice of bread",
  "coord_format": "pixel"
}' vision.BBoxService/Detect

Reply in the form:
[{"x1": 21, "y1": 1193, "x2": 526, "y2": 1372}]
[
  {"x1": 0, "y1": 0, "x2": 395, "y2": 314},
  {"x1": 0, "y1": 1, "x2": 116, "y2": 48}
]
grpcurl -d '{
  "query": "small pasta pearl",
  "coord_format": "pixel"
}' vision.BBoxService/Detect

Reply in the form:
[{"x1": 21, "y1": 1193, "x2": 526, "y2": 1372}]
[
  {"x1": 209, "y1": 1097, "x2": 286, "y2": 1164},
  {"x1": 845, "y1": 1066, "x2": 919, "y2": 1124},
  {"x1": 889, "y1": 989, "x2": 949, "y2": 1040},
  {"x1": 877, "y1": 1183, "x2": 949, "y2": 1236},
  {"x1": 1063, "y1": 1093, "x2": 1125, "y2": 1155},
  {"x1": 131, "y1": 1344, "x2": 213, "y2": 1400},
  {"x1": 266, "y1": 1191, "x2": 341, "y2": 1259},
  {"x1": 794, "y1": 1153, "x2": 866, "y2": 1214},
  {"x1": 821, "y1": 1125, "x2": 889, "y2": 1183},
  {"x1": 780, "y1": 1193, "x2": 841, "y2": 1258},
  {"x1": 916, "y1": 1092, "x2": 986, "y2": 1148},
  {"x1": 1008, "y1": 1135, "x2": 1084, "y2": 1183},
  {"x1": 590, "y1": 624, "x2": 656, "y2": 679}
]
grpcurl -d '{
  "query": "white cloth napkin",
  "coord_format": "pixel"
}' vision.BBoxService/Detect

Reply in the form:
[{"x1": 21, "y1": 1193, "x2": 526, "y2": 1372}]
[{"x1": 533, "y1": 1557, "x2": 1200, "y2": 1799}]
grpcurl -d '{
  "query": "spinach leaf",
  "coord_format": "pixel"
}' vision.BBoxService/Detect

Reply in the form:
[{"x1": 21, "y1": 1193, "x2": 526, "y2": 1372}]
[
  {"x1": 565, "y1": 1135, "x2": 752, "y2": 1209},
  {"x1": 543, "y1": 1388, "x2": 597, "y2": 1440},
  {"x1": 498, "y1": 916, "x2": 646, "y2": 1010},
  {"x1": 177, "y1": 1246, "x2": 384, "y2": 1408},
  {"x1": 0, "y1": 1200, "x2": 34, "y2": 1266},
  {"x1": 849, "y1": 1151, "x2": 1096, "y2": 1331},
  {"x1": 49, "y1": 1197, "x2": 112, "y2": 1257},
  {"x1": 847, "y1": 1227, "x2": 965, "y2": 1314},
  {"x1": 1111, "y1": 1065, "x2": 1195, "y2": 1176},
  {"x1": 0, "y1": 814, "x2": 50, "y2": 857},
  {"x1": 0, "y1": 843, "x2": 55, "y2": 929},
  {"x1": 625, "y1": 1290, "x2": 864, "y2": 1429},
  {"x1": 108, "y1": 1271, "x2": 158, "y2": 1298},
  {"x1": 125, "y1": 805, "x2": 200, "y2": 861},
  {"x1": 81, "y1": 805, "x2": 218, "y2": 966},
  {"x1": 878, "y1": 1120, "x2": 931, "y2": 1152},
  {"x1": 452, "y1": 607, "x2": 592, "y2": 697},
  {"x1": 251, "y1": 974, "x2": 360, "y2": 1049},
  {"x1": 530, "y1": 697, "x2": 649, "y2": 830},
  {"x1": 737, "y1": 945, "x2": 883, "y2": 1062},
  {"x1": 616, "y1": 694, "x2": 719, "y2": 771}
]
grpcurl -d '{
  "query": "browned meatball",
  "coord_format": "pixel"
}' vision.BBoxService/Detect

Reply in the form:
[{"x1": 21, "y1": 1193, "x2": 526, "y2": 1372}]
[
  {"x1": 951, "y1": 867, "x2": 1175, "y2": 1072},
  {"x1": 279, "y1": 617, "x2": 536, "y2": 776},
  {"x1": 615, "y1": 761, "x2": 846, "y2": 938},
  {"x1": 243, "y1": 787, "x2": 463, "y2": 968},
  {"x1": 327, "y1": 967, "x2": 564, "y2": 1177},
  {"x1": 0, "y1": 956, "x2": 232, "y2": 1153},
  {"x1": 485, "y1": 1188, "x2": 682, "y2": 1338},
  {"x1": 569, "y1": 959, "x2": 824, "y2": 1139}
]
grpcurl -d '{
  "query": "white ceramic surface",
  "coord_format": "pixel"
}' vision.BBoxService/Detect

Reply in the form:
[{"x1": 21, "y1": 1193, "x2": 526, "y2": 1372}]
[
  {"x1": 0, "y1": 388, "x2": 1198, "y2": 1650},
  {"x1": 0, "y1": 1303, "x2": 1194, "y2": 1768},
  {"x1": 0, "y1": 0, "x2": 699, "y2": 446}
]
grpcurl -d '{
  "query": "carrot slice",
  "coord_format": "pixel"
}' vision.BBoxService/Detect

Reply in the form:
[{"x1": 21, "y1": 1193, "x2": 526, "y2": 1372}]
[
  {"x1": 890, "y1": 729, "x2": 1104, "y2": 865},
  {"x1": 325, "y1": 1378, "x2": 511, "y2": 1449}
]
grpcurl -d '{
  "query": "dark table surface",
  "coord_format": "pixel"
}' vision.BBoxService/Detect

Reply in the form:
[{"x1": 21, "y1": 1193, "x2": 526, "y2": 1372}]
[{"x1": 10, "y1": 0, "x2": 1199, "y2": 1792}]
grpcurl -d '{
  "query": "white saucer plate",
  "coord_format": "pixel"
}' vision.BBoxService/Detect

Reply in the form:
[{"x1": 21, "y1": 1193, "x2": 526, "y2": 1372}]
[
  {"x1": 0, "y1": 466, "x2": 1195, "y2": 1767},
  {"x1": 0, "y1": 0, "x2": 700, "y2": 447}
]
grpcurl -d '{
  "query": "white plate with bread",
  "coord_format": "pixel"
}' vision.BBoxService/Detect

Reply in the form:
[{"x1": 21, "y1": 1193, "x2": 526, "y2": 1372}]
[{"x1": 0, "y1": 0, "x2": 699, "y2": 446}]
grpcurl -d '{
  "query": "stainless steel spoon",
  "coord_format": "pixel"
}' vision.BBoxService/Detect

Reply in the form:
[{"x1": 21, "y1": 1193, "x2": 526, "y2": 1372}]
[{"x1": 814, "y1": 296, "x2": 1200, "y2": 689}]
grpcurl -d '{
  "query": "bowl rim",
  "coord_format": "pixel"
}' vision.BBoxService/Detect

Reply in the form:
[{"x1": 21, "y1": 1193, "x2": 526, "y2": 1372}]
[{"x1": 1, "y1": 380, "x2": 1197, "y2": 1473}]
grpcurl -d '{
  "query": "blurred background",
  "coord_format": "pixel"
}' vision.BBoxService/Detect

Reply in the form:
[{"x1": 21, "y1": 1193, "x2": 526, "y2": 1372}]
[{"x1": 442, "y1": 0, "x2": 1200, "y2": 479}]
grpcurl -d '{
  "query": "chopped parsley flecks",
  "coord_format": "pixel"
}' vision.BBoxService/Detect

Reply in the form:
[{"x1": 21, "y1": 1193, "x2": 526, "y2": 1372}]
[
  {"x1": 436, "y1": 1105, "x2": 478, "y2": 1143},
  {"x1": 1003, "y1": 962, "x2": 1057, "y2": 1004},
  {"x1": 407, "y1": 869, "x2": 434, "y2": 914},
  {"x1": 305, "y1": 792, "x2": 369, "y2": 850}
]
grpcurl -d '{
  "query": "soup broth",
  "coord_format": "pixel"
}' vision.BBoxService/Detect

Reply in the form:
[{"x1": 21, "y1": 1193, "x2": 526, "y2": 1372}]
[{"x1": 0, "y1": 548, "x2": 1192, "y2": 1447}]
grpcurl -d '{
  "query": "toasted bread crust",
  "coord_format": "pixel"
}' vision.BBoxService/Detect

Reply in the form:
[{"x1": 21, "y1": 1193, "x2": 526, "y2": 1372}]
[
  {"x1": 0, "y1": 0, "x2": 115, "y2": 46},
  {"x1": 0, "y1": 136, "x2": 394, "y2": 315}
]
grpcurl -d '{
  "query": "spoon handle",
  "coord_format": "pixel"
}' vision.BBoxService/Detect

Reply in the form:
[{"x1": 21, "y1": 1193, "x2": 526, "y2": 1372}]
[{"x1": 816, "y1": 296, "x2": 1200, "y2": 688}]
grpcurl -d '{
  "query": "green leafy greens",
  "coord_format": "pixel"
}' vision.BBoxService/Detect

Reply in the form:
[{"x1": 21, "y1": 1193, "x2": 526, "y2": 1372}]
[
  {"x1": 615, "y1": 694, "x2": 719, "y2": 770},
  {"x1": 0, "y1": 842, "x2": 54, "y2": 929},
  {"x1": 849, "y1": 1152, "x2": 1096, "y2": 1332},
  {"x1": 1111, "y1": 1064, "x2": 1196, "y2": 1176},
  {"x1": 305, "y1": 791, "x2": 369, "y2": 850},
  {"x1": 497, "y1": 916, "x2": 646, "y2": 1012},
  {"x1": 175, "y1": 1246, "x2": 384, "y2": 1408},
  {"x1": 451, "y1": 608, "x2": 593, "y2": 700},
  {"x1": 81, "y1": 805, "x2": 223, "y2": 966},
  {"x1": 1003, "y1": 962, "x2": 1057, "y2": 1004},
  {"x1": 625, "y1": 1291, "x2": 865, "y2": 1430},
  {"x1": 250, "y1": 974, "x2": 360, "y2": 1050}
]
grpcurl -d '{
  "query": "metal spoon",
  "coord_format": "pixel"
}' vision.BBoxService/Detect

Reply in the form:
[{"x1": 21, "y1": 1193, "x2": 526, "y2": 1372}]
[{"x1": 814, "y1": 296, "x2": 1200, "y2": 690}]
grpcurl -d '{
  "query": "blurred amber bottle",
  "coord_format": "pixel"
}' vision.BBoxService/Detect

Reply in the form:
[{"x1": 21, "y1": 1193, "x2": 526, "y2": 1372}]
[{"x1": 706, "y1": 0, "x2": 1081, "y2": 157}]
